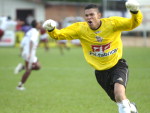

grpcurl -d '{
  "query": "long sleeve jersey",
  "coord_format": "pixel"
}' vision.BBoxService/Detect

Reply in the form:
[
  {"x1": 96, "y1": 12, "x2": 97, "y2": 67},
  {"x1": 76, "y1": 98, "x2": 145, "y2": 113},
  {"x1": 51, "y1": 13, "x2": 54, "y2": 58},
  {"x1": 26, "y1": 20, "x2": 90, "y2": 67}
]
[{"x1": 48, "y1": 11, "x2": 143, "y2": 70}]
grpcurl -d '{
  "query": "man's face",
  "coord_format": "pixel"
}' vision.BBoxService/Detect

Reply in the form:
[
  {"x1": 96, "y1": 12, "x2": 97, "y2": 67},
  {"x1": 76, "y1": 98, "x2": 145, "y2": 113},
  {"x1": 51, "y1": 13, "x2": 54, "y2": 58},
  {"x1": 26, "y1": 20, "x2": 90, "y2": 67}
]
[{"x1": 84, "y1": 8, "x2": 101, "y2": 30}]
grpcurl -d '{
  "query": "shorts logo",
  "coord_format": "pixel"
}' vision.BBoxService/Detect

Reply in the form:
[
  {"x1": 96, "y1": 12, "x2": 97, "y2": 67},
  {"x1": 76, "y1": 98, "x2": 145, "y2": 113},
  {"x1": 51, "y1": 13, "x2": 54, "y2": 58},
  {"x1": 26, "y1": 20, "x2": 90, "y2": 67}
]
[
  {"x1": 89, "y1": 42, "x2": 118, "y2": 57},
  {"x1": 117, "y1": 77, "x2": 124, "y2": 82}
]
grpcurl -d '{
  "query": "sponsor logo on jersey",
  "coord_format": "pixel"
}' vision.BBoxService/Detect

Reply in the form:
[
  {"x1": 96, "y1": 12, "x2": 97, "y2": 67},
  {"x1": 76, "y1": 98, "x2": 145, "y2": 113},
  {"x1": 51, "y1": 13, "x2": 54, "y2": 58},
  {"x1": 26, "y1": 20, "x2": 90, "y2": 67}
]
[{"x1": 89, "y1": 43, "x2": 118, "y2": 57}]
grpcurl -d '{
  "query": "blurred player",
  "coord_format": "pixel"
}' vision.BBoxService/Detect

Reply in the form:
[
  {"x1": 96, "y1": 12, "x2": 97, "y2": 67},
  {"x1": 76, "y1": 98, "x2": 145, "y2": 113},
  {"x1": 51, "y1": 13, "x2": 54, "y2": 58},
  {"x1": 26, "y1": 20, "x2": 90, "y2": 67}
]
[
  {"x1": 14, "y1": 20, "x2": 41, "y2": 90},
  {"x1": 43, "y1": 0, "x2": 142, "y2": 113},
  {"x1": 0, "y1": 16, "x2": 7, "y2": 40},
  {"x1": 0, "y1": 29, "x2": 4, "y2": 40},
  {"x1": 57, "y1": 19, "x2": 71, "y2": 55},
  {"x1": 40, "y1": 27, "x2": 50, "y2": 51},
  {"x1": 57, "y1": 40, "x2": 70, "y2": 55}
]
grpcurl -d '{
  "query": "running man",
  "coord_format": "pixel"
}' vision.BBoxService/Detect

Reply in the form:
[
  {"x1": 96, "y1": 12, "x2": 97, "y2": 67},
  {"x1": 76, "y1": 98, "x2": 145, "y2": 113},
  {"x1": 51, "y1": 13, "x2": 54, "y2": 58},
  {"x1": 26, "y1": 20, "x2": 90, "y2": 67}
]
[
  {"x1": 15, "y1": 20, "x2": 41, "y2": 90},
  {"x1": 43, "y1": 0, "x2": 142, "y2": 113}
]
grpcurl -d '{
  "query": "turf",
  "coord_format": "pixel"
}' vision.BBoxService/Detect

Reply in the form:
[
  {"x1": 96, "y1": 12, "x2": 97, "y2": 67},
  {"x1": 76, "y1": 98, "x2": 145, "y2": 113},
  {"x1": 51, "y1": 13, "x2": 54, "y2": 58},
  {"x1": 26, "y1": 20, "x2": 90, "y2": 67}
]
[{"x1": 0, "y1": 47, "x2": 150, "y2": 113}]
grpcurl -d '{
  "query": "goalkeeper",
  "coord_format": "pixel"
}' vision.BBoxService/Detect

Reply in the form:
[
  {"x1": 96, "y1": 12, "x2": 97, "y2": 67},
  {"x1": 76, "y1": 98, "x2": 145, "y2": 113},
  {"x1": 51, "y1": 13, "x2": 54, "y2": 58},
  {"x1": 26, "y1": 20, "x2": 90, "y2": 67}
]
[{"x1": 43, "y1": 0, "x2": 143, "y2": 113}]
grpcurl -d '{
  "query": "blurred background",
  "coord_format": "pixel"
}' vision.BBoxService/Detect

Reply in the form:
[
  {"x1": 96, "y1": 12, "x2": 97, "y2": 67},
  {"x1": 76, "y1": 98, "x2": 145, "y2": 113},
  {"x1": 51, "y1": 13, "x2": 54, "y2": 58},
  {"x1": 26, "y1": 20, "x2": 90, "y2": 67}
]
[{"x1": 0, "y1": 0, "x2": 150, "y2": 47}]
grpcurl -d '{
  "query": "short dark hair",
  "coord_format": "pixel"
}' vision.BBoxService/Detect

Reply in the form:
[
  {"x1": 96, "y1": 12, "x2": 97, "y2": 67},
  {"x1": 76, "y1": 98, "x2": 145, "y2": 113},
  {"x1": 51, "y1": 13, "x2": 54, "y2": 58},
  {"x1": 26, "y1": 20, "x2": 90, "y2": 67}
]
[
  {"x1": 31, "y1": 20, "x2": 37, "y2": 28},
  {"x1": 85, "y1": 4, "x2": 99, "y2": 10}
]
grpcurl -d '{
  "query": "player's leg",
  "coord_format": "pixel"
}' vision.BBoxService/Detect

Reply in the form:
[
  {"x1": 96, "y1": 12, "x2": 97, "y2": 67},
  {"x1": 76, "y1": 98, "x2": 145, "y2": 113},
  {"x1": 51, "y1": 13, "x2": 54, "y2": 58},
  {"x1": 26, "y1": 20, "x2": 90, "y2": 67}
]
[
  {"x1": 15, "y1": 49, "x2": 27, "y2": 75},
  {"x1": 14, "y1": 63, "x2": 25, "y2": 74},
  {"x1": 16, "y1": 61, "x2": 31, "y2": 90},
  {"x1": 40, "y1": 33, "x2": 49, "y2": 51},
  {"x1": 64, "y1": 41, "x2": 70, "y2": 50},
  {"x1": 113, "y1": 59, "x2": 138, "y2": 113},
  {"x1": 95, "y1": 59, "x2": 138, "y2": 113},
  {"x1": 17, "y1": 59, "x2": 41, "y2": 90},
  {"x1": 95, "y1": 69, "x2": 116, "y2": 101},
  {"x1": 44, "y1": 39, "x2": 49, "y2": 51},
  {"x1": 58, "y1": 42, "x2": 64, "y2": 55},
  {"x1": 115, "y1": 83, "x2": 138, "y2": 113},
  {"x1": 115, "y1": 83, "x2": 131, "y2": 113}
]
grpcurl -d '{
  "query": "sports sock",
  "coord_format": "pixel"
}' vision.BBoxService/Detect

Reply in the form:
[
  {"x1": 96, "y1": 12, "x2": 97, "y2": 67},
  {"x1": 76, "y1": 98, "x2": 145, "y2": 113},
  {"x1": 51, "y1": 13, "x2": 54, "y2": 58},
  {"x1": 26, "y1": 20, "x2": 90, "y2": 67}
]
[
  {"x1": 21, "y1": 71, "x2": 31, "y2": 83},
  {"x1": 18, "y1": 82, "x2": 23, "y2": 87},
  {"x1": 117, "y1": 99, "x2": 131, "y2": 113}
]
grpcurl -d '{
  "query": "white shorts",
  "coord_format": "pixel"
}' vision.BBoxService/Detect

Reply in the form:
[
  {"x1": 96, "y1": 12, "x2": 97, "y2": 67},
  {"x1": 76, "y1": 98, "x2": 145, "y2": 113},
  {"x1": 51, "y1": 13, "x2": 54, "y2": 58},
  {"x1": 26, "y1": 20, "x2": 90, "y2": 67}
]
[{"x1": 22, "y1": 49, "x2": 37, "y2": 63}]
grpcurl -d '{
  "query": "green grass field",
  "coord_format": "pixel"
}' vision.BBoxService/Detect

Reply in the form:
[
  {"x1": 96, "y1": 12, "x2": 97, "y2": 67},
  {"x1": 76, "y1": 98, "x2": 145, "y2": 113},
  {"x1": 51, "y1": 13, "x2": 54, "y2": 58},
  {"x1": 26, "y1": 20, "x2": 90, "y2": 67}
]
[{"x1": 0, "y1": 47, "x2": 150, "y2": 113}]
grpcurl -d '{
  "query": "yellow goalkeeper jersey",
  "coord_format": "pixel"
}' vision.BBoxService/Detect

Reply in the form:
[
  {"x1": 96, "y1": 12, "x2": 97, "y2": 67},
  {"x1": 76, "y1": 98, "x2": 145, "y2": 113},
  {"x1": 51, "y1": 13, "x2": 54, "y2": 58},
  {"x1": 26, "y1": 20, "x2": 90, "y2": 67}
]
[{"x1": 48, "y1": 11, "x2": 143, "y2": 70}]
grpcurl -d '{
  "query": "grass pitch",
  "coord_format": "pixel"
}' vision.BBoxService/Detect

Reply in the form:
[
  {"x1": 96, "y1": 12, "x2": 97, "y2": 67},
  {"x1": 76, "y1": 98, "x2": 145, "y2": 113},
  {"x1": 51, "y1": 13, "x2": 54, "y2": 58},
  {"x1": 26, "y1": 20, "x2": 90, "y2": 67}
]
[{"x1": 0, "y1": 47, "x2": 150, "y2": 113}]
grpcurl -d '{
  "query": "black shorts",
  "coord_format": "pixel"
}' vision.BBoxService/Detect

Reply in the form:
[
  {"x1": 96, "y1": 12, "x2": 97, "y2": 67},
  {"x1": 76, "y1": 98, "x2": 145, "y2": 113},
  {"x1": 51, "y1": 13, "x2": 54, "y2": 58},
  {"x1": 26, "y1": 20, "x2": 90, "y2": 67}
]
[{"x1": 95, "y1": 59, "x2": 129, "y2": 102}]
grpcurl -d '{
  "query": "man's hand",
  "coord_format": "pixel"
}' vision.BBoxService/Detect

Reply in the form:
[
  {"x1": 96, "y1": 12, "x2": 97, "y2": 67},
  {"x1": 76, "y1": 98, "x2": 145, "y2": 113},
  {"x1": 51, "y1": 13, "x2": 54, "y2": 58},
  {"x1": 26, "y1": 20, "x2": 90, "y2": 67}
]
[
  {"x1": 125, "y1": 0, "x2": 140, "y2": 12},
  {"x1": 42, "y1": 19, "x2": 57, "y2": 31}
]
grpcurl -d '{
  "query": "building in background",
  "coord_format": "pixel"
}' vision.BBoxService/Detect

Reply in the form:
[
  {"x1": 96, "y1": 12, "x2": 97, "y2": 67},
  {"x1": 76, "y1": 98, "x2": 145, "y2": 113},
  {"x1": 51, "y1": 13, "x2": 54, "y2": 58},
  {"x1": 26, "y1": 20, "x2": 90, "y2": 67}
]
[
  {"x1": 0, "y1": 0, "x2": 149, "y2": 47},
  {"x1": 0, "y1": 0, "x2": 45, "y2": 22},
  {"x1": 45, "y1": 1, "x2": 93, "y2": 23},
  {"x1": 0, "y1": 0, "x2": 45, "y2": 47}
]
